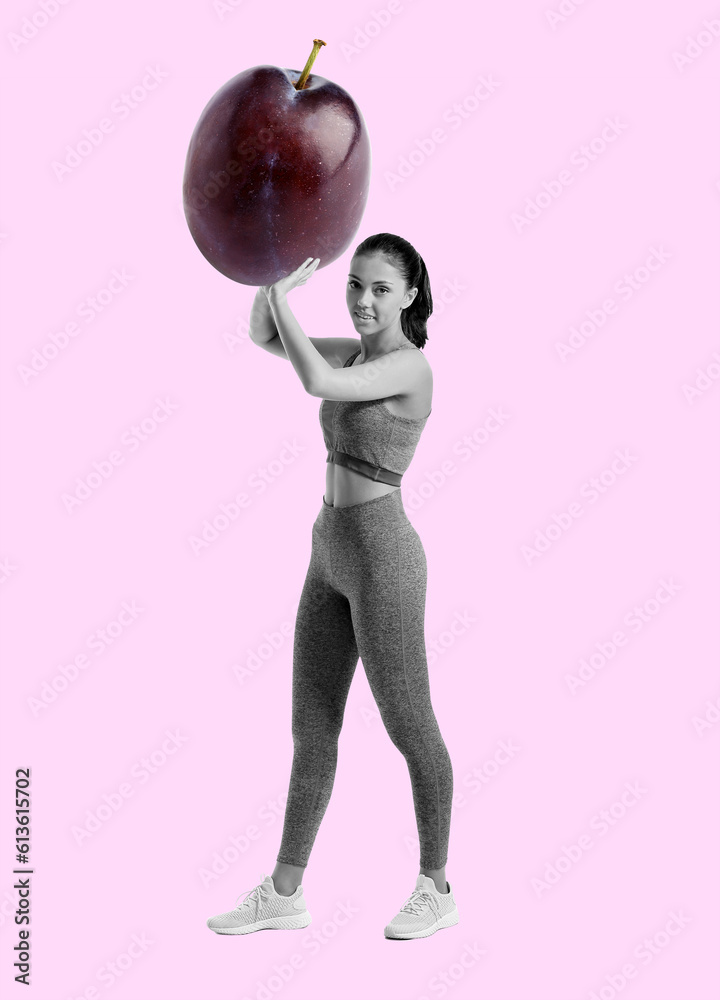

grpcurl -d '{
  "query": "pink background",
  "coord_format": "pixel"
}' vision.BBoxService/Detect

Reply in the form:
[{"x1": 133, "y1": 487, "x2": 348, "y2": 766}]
[{"x1": 1, "y1": 1, "x2": 719, "y2": 998}]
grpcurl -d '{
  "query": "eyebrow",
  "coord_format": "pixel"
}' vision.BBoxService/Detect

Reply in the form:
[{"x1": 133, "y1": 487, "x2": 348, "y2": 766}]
[{"x1": 348, "y1": 274, "x2": 394, "y2": 284}]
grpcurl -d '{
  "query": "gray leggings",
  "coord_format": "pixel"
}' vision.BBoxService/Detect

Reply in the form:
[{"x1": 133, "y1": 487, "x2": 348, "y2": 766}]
[{"x1": 277, "y1": 489, "x2": 453, "y2": 870}]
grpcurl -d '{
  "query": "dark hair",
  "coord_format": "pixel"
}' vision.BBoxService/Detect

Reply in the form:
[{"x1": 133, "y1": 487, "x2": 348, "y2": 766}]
[{"x1": 352, "y1": 233, "x2": 432, "y2": 349}]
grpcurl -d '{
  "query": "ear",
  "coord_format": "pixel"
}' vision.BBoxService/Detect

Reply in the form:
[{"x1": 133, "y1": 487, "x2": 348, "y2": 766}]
[{"x1": 402, "y1": 286, "x2": 418, "y2": 310}]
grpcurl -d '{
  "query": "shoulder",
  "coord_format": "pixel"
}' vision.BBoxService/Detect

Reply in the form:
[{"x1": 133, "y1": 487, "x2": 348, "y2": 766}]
[
  {"x1": 385, "y1": 346, "x2": 431, "y2": 370},
  {"x1": 412, "y1": 347, "x2": 431, "y2": 370},
  {"x1": 378, "y1": 347, "x2": 432, "y2": 389},
  {"x1": 308, "y1": 337, "x2": 360, "y2": 368},
  {"x1": 405, "y1": 347, "x2": 432, "y2": 381},
  {"x1": 405, "y1": 348, "x2": 433, "y2": 398}
]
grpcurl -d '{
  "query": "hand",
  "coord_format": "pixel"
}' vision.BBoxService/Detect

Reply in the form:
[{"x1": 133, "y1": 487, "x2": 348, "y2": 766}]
[{"x1": 261, "y1": 257, "x2": 320, "y2": 302}]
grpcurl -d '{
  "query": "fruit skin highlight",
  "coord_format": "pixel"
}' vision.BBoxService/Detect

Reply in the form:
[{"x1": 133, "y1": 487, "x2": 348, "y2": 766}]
[{"x1": 182, "y1": 45, "x2": 371, "y2": 286}]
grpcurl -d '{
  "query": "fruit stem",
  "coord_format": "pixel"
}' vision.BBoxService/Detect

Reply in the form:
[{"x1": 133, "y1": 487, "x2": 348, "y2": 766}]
[{"x1": 295, "y1": 39, "x2": 326, "y2": 90}]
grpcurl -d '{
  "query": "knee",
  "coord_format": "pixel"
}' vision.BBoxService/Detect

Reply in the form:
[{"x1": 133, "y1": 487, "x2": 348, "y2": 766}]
[
  {"x1": 291, "y1": 713, "x2": 343, "y2": 746},
  {"x1": 380, "y1": 716, "x2": 419, "y2": 756},
  {"x1": 381, "y1": 710, "x2": 445, "y2": 759}
]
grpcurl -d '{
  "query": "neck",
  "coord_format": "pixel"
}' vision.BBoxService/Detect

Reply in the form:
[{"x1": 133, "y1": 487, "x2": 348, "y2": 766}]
[{"x1": 357, "y1": 333, "x2": 413, "y2": 363}]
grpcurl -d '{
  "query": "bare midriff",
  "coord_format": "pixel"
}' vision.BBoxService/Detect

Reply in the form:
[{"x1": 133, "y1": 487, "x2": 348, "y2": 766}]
[{"x1": 323, "y1": 464, "x2": 400, "y2": 508}]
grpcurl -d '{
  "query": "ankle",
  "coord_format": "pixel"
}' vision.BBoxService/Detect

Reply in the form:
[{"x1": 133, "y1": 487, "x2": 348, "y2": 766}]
[
  {"x1": 272, "y1": 861, "x2": 306, "y2": 896},
  {"x1": 273, "y1": 880, "x2": 300, "y2": 897},
  {"x1": 420, "y1": 870, "x2": 448, "y2": 894}
]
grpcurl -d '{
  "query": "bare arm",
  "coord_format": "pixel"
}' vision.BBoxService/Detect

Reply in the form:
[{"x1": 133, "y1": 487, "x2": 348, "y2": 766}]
[
  {"x1": 309, "y1": 346, "x2": 431, "y2": 402},
  {"x1": 267, "y1": 289, "x2": 429, "y2": 402},
  {"x1": 266, "y1": 292, "x2": 332, "y2": 392},
  {"x1": 249, "y1": 289, "x2": 357, "y2": 366},
  {"x1": 248, "y1": 289, "x2": 279, "y2": 344},
  {"x1": 251, "y1": 260, "x2": 429, "y2": 402}
]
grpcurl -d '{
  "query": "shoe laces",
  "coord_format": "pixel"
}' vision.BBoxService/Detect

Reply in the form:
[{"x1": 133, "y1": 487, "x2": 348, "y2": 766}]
[
  {"x1": 400, "y1": 888, "x2": 441, "y2": 918},
  {"x1": 233, "y1": 878, "x2": 274, "y2": 920}
]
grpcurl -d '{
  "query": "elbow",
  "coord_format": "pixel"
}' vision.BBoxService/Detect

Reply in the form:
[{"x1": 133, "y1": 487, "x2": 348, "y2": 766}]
[
  {"x1": 305, "y1": 370, "x2": 330, "y2": 397},
  {"x1": 307, "y1": 366, "x2": 336, "y2": 398}
]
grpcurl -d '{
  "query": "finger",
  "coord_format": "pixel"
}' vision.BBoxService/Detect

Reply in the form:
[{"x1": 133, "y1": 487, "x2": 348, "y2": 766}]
[
  {"x1": 300, "y1": 261, "x2": 319, "y2": 280},
  {"x1": 294, "y1": 257, "x2": 318, "y2": 278}
]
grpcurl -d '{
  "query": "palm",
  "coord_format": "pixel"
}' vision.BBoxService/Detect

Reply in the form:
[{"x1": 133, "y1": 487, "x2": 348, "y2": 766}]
[{"x1": 261, "y1": 257, "x2": 319, "y2": 299}]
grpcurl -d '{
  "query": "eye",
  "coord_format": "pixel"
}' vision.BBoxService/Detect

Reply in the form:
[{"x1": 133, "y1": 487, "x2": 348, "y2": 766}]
[{"x1": 348, "y1": 281, "x2": 389, "y2": 292}]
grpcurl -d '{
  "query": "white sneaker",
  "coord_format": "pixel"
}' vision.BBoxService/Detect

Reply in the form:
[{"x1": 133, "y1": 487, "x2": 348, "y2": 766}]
[
  {"x1": 206, "y1": 874, "x2": 312, "y2": 935},
  {"x1": 384, "y1": 874, "x2": 459, "y2": 940}
]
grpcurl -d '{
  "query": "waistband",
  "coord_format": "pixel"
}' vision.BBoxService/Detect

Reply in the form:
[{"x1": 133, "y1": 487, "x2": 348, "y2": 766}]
[
  {"x1": 320, "y1": 488, "x2": 409, "y2": 531},
  {"x1": 327, "y1": 450, "x2": 402, "y2": 487}
]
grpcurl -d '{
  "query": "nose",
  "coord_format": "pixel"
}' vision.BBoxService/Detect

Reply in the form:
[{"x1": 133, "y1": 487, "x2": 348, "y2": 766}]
[{"x1": 356, "y1": 291, "x2": 372, "y2": 309}]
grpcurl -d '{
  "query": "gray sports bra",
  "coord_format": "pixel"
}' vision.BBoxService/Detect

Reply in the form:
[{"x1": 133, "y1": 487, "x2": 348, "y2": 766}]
[{"x1": 319, "y1": 347, "x2": 431, "y2": 486}]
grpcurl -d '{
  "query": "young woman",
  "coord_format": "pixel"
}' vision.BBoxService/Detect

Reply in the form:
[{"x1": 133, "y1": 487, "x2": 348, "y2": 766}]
[{"x1": 207, "y1": 233, "x2": 457, "y2": 941}]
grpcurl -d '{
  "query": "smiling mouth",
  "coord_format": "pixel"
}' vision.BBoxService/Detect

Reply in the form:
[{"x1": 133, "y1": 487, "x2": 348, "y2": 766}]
[{"x1": 355, "y1": 312, "x2": 374, "y2": 319}]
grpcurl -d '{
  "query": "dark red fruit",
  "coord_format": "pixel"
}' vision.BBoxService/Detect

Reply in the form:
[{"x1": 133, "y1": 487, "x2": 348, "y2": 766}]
[{"x1": 182, "y1": 48, "x2": 371, "y2": 286}]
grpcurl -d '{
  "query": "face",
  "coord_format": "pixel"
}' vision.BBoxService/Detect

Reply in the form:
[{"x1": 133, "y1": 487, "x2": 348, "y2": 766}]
[{"x1": 346, "y1": 254, "x2": 417, "y2": 333}]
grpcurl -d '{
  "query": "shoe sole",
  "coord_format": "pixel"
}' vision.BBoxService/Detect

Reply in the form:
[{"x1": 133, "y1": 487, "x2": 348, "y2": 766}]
[
  {"x1": 384, "y1": 908, "x2": 459, "y2": 940},
  {"x1": 209, "y1": 911, "x2": 312, "y2": 935}
]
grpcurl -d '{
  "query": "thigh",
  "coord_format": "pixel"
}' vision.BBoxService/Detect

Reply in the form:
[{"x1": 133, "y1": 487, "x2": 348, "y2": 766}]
[
  {"x1": 292, "y1": 553, "x2": 360, "y2": 737},
  {"x1": 348, "y1": 524, "x2": 433, "y2": 734}
]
